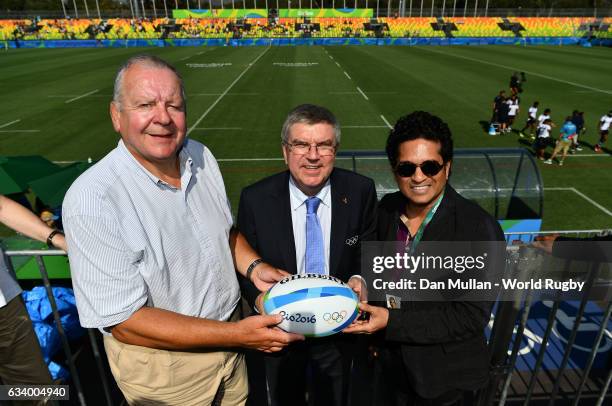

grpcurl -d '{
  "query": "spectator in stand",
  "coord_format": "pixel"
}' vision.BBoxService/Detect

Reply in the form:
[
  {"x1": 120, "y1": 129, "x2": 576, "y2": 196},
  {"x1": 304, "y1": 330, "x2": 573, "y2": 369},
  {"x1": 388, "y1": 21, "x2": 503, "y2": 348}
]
[
  {"x1": 594, "y1": 110, "x2": 612, "y2": 153},
  {"x1": 570, "y1": 110, "x2": 585, "y2": 153},
  {"x1": 535, "y1": 118, "x2": 554, "y2": 161},
  {"x1": 545, "y1": 116, "x2": 576, "y2": 166},
  {"x1": 520, "y1": 101, "x2": 539, "y2": 139},
  {"x1": 506, "y1": 95, "x2": 520, "y2": 133}
]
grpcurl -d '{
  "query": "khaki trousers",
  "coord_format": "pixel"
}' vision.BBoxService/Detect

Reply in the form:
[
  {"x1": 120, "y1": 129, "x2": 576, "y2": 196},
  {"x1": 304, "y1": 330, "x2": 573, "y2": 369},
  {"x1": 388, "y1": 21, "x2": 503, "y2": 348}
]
[
  {"x1": 104, "y1": 335, "x2": 247, "y2": 406},
  {"x1": 0, "y1": 295, "x2": 53, "y2": 406}
]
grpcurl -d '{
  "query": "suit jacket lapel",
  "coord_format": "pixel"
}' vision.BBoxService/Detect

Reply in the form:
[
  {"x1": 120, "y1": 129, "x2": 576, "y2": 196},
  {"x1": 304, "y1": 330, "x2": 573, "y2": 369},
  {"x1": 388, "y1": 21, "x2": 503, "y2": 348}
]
[
  {"x1": 273, "y1": 172, "x2": 298, "y2": 274},
  {"x1": 422, "y1": 185, "x2": 456, "y2": 241},
  {"x1": 330, "y1": 171, "x2": 349, "y2": 276}
]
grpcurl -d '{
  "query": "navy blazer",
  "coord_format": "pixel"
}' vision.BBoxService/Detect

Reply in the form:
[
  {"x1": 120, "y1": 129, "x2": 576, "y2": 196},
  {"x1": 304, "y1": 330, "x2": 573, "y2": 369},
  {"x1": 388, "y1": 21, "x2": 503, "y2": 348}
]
[{"x1": 237, "y1": 167, "x2": 377, "y2": 308}]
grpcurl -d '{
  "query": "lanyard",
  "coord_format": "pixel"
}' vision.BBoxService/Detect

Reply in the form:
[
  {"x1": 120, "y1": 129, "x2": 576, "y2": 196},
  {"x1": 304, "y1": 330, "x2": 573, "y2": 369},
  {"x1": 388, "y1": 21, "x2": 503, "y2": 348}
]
[{"x1": 405, "y1": 192, "x2": 445, "y2": 254}]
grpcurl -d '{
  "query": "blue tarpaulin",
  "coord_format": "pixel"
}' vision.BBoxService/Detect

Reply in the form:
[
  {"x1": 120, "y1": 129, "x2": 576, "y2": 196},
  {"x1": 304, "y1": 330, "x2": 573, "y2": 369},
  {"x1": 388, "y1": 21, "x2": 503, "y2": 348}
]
[{"x1": 22, "y1": 287, "x2": 84, "y2": 380}]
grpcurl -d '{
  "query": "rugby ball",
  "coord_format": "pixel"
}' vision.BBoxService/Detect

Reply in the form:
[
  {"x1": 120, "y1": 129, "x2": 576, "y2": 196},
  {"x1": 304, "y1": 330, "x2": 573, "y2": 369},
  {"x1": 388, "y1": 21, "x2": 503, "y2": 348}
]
[{"x1": 262, "y1": 274, "x2": 359, "y2": 337}]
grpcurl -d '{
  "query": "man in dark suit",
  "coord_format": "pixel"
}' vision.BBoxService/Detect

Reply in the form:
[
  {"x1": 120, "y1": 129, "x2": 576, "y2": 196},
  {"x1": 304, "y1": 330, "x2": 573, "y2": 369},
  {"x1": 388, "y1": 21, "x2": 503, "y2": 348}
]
[
  {"x1": 237, "y1": 104, "x2": 377, "y2": 406},
  {"x1": 345, "y1": 111, "x2": 505, "y2": 406}
]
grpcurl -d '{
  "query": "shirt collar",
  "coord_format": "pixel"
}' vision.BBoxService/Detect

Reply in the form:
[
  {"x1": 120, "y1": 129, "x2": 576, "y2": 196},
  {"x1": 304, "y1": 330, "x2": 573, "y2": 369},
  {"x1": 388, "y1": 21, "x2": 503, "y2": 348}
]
[
  {"x1": 117, "y1": 139, "x2": 191, "y2": 189},
  {"x1": 288, "y1": 175, "x2": 331, "y2": 212}
]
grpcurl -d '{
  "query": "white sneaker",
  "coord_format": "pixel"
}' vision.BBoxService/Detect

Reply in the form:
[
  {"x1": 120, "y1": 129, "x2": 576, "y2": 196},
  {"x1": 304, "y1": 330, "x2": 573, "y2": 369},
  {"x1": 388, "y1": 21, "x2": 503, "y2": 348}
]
[
  {"x1": 543, "y1": 159, "x2": 553, "y2": 164},
  {"x1": 559, "y1": 161, "x2": 564, "y2": 166},
  {"x1": 576, "y1": 146, "x2": 583, "y2": 151}
]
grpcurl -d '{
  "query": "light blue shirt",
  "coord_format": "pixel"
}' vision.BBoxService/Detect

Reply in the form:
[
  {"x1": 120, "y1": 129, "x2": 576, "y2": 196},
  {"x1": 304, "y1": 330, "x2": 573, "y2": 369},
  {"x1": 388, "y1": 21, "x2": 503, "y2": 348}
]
[
  {"x1": 63, "y1": 139, "x2": 240, "y2": 331},
  {"x1": 0, "y1": 255, "x2": 21, "y2": 308},
  {"x1": 289, "y1": 177, "x2": 332, "y2": 275},
  {"x1": 560, "y1": 121, "x2": 577, "y2": 141}
]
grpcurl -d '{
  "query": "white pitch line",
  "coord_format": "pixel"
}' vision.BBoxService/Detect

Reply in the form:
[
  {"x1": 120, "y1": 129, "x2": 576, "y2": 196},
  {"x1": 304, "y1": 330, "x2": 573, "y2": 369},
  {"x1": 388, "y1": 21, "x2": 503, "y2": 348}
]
[
  {"x1": 188, "y1": 47, "x2": 270, "y2": 136},
  {"x1": 0, "y1": 130, "x2": 40, "y2": 133},
  {"x1": 356, "y1": 87, "x2": 369, "y2": 101},
  {"x1": 565, "y1": 153, "x2": 611, "y2": 157},
  {"x1": 180, "y1": 56, "x2": 191, "y2": 61},
  {"x1": 191, "y1": 92, "x2": 260, "y2": 96},
  {"x1": 546, "y1": 187, "x2": 612, "y2": 216},
  {"x1": 193, "y1": 127, "x2": 243, "y2": 130},
  {"x1": 418, "y1": 47, "x2": 612, "y2": 95},
  {"x1": 0, "y1": 119, "x2": 20, "y2": 129},
  {"x1": 329, "y1": 55, "x2": 334, "y2": 60},
  {"x1": 65, "y1": 89, "x2": 99, "y2": 104},
  {"x1": 335, "y1": 62, "x2": 341, "y2": 68},
  {"x1": 217, "y1": 157, "x2": 284, "y2": 162},
  {"x1": 380, "y1": 115, "x2": 393, "y2": 129},
  {"x1": 344, "y1": 71, "x2": 352, "y2": 80}
]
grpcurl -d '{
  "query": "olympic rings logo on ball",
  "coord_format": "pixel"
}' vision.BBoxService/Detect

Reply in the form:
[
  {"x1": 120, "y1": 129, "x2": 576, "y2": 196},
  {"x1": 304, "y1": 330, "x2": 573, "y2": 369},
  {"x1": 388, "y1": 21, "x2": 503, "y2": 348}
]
[{"x1": 323, "y1": 311, "x2": 347, "y2": 324}]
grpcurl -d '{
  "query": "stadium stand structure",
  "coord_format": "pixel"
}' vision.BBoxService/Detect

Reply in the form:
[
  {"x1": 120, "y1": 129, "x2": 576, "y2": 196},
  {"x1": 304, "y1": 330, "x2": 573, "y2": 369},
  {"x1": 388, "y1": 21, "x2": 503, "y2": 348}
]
[{"x1": 1, "y1": 17, "x2": 611, "y2": 41}]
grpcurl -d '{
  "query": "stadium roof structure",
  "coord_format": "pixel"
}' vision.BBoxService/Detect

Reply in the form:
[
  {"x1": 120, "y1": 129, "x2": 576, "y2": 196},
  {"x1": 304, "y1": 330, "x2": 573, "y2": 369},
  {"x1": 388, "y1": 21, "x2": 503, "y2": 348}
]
[
  {"x1": 0, "y1": 155, "x2": 63, "y2": 195},
  {"x1": 337, "y1": 148, "x2": 543, "y2": 221}
]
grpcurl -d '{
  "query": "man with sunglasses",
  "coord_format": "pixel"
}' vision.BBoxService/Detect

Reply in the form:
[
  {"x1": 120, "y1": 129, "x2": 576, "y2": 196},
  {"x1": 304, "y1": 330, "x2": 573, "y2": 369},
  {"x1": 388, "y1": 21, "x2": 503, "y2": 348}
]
[
  {"x1": 237, "y1": 104, "x2": 377, "y2": 406},
  {"x1": 345, "y1": 111, "x2": 504, "y2": 406}
]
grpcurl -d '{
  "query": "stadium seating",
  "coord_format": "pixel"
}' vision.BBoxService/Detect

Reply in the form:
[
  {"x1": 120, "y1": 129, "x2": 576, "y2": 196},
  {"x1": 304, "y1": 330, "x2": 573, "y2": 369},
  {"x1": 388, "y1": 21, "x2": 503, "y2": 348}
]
[{"x1": 1, "y1": 17, "x2": 610, "y2": 40}]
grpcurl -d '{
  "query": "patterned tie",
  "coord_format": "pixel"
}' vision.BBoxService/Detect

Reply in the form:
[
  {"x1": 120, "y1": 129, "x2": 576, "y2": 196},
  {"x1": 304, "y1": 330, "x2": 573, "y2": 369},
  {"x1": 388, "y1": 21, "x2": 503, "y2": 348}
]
[{"x1": 305, "y1": 196, "x2": 325, "y2": 275}]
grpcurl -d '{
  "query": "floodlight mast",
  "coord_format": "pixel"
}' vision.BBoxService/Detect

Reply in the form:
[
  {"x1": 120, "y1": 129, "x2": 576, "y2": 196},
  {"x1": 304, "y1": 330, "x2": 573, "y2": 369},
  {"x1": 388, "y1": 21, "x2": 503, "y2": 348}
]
[
  {"x1": 72, "y1": 0, "x2": 79, "y2": 18},
  {"x1": 60, "y1": 0, "x2": 68, "y2": 18}
]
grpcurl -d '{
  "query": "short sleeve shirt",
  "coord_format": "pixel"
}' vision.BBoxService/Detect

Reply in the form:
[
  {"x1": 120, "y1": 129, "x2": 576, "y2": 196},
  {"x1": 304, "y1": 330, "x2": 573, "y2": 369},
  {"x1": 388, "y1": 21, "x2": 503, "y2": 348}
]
[
  {"x1": 537, "y1": 124, "x2": 552, "y2": 138},
  {"x1": 0, "y1": 255, "x2": 21, "y2": 308},
  {"x1": 560, "y1": 122, "x2": 577, "y2": 141},
  {"x1": 600, "y1": 115, "x2": 612, "y2": 131},
  {"x1": 63, "y1": 139, "x2": 240, "y2": 330}
]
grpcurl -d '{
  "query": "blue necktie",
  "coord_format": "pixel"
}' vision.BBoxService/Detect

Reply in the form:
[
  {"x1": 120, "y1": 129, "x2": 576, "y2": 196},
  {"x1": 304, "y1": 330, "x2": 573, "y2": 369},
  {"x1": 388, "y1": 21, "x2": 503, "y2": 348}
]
[{"x1": 305, "y1": 197, "x2": 325, "y2": 275}]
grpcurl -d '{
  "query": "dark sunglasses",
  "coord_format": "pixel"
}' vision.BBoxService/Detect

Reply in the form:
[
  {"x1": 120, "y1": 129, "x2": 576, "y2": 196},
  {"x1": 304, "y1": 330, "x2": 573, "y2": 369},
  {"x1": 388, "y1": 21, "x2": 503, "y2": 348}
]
[{"x1": 395, "y1": 160, "x2": 444, "y2": 178}]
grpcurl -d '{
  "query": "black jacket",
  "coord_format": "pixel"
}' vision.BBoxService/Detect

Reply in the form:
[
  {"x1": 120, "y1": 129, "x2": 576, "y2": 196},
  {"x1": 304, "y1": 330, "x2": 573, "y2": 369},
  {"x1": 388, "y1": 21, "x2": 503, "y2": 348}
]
[
  {"x1": 237, "y1": 167, "x2": 377, "y2": 308},
  {"x1": 376, "y1": 184, "x2": 505, "y2": 399}
]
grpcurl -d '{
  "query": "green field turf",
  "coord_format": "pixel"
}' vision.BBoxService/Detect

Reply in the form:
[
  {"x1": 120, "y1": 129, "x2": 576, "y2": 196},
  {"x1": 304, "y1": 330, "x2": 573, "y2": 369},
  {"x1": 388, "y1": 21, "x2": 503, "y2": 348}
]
[{"x1": 1, "y1": 45, "x2": 611, "y2": 234}]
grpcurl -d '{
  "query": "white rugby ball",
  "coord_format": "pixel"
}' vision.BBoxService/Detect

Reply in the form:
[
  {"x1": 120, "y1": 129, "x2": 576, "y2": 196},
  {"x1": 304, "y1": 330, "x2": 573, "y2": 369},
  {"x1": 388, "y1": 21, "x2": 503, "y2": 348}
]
[{"x1": 263, "y1": 274, "x2": 359, "y2": 337}]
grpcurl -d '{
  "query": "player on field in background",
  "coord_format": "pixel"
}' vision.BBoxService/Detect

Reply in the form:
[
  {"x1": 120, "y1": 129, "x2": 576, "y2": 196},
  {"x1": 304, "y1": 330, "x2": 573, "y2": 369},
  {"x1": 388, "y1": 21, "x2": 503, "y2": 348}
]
[
  {"x1": 506, "y1": 95, "x2": 520, "y2": 133},
  {"x1": 535, "y1": 118, "x2": 554, "y2": 161},
  {"x1": 594, "y1": 110, "x2": 612, "y2": 153},
  {"x1": 510, "y1": 72, "x2": 521, "y2": 96},
  {"x1": 545, "y1": 116, "x2": 576, "y2": 166},
  {"x1": 491, "y1": 90, "x2": 506, "y2": 124},
  {"x1": 570, "y1": 110, "x2": 585, "y2": 153},
  {"x1": 520, "y1": 101, "x2": 539, "y2": 139}
]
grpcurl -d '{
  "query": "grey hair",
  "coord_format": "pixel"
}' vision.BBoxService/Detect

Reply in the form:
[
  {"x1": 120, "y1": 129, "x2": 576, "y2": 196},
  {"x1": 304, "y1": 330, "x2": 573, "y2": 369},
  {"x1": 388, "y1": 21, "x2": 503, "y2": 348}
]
[
  {"x1": 112, "y1": 54, "x2": 186, "y2": 111},
  {"x1": 281, "y1": 104, "x2": 341, "y2": 145}
]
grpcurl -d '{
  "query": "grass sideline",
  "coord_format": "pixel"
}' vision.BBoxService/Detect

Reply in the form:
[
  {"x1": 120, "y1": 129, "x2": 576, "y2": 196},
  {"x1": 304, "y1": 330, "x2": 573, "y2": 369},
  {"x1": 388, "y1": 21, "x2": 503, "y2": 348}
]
[{"x1": 0, "y1": 45, "x2": 611, "y2": 234}]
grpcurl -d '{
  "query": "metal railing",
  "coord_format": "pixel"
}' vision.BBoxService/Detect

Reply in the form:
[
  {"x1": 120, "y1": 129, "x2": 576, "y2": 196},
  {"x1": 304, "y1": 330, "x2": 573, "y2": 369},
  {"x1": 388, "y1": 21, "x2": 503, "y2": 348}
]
[
  {"x1": 505, "y1": 229, "x2": 610, "y2": 243},
  {"x1": 2, "y1": 233, "x2": 610, "y2": 405},
  {"x1": 478, "y1": 244, "x2": 612, "y2": 406},
  {"x1": 1, "y1": 248, "x2": 113, "y2": 406}
]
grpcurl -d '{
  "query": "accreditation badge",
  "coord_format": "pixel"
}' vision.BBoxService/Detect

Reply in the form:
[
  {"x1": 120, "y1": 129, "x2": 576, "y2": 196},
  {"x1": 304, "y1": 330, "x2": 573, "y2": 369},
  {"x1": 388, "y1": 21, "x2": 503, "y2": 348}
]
[{"x1": 385, "y1": 294, "x2": 401, "y2": 309}]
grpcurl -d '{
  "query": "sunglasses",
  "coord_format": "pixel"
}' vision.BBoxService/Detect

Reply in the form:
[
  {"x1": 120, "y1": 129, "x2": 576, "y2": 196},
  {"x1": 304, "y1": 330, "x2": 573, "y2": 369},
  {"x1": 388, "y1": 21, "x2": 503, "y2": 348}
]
[{"x1": 395, "y1": 160, "x2": 445, "y2": 178}]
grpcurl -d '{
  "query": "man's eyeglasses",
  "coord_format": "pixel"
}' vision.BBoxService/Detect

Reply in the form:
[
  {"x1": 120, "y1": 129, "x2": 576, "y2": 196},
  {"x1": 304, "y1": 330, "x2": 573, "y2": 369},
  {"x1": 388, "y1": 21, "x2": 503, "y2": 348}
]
[
  {"x1": 395, "y1": 160, "x2": 445, "y2": 178},
  {"x1": 284, "y1": 141, "x2": 337, "y2": 156}
]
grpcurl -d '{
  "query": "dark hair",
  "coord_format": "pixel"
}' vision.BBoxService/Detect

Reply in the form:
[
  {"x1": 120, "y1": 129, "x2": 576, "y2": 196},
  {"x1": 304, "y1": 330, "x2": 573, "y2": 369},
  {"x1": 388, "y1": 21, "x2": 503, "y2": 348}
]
[
  {"x1": 544, "y1": 108, "x2": 551, "y2": 114},
  {"x1": 385, "y1": 111, "x2": 453, "y2": 169},
  {"x1": 533, "y1": 101, "x2": 539, "y2": 107}
]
